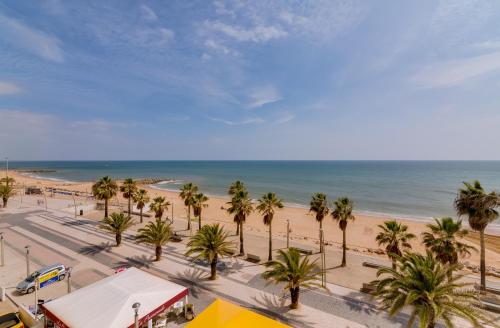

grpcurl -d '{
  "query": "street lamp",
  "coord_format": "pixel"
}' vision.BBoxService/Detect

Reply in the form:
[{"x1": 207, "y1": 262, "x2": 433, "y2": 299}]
[
  {"x1": 4, "y1": 157, "x2": 8, "y2": 182},
  {"x1": 132, "y1": 302, "x2": 140, "y2": 328},
  {"x1": 66, "y1": 267, "x2": 73, "y2": 293},
  {"x1": 25, "y1": 245, "x2": 31, "y2": 278},
  {"x1": 0, "y1": 232, "x2": 4, "y2": 266}
]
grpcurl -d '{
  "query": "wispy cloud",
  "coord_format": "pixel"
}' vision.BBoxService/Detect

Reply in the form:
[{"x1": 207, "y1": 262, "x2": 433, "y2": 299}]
[
  {"x1": 0, "y1": 81, "x2": 22, "y2": 95},
  {"x1": 140, "y1": 5, "x2": 158, "y2": 21},
  {"x1": 209, "y1": 117, "x2": 264, "y2": 125},
  {"x1": 274, "y1": 113, "x2": 295, "y2": 124},
  {"x1": 69, "y1": 119, "x2": 133, "y2": 131},
  {"x1": 248, "y1": 85, "x2": 282, "y2": 108},
  {"x1": 0, "y1": 14, "x2": 64, "y2": 62},
  {"x1": 204, "y1": 20, "x2": 287, "y2": 43},
  {"x1": 204, "y1": 39, "x2": 238, "y2": 56},
  {"x1": 412, "y1": 50, "x2": 500, "y2": 89}
]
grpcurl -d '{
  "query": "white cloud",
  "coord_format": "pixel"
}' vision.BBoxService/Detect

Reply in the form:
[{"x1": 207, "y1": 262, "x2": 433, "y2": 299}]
[
  {"x1": 0, "y1": 81, "x2": 22, "y2": 95},
  {"x1": 248, "y1": 85, "x2": 282, "y2": 108},
  {"x1": 412, "y1": 50, "x2": 500, "y2": 88},
  {"x1": 209, "y1": 117, "x2": 264, "y2": 125},
  {"x1": 204, "y1": 39, "x2": 238, "y2": 55},
  {"x1": 275, "y1": 113, "x2": 295, "y2": 124},
  {"x1": 0, "y1": 14, "x2": 64, "y2": 62},
  {"x1": 204, "y1": 21, "x2": 287, "y2": 43},
  {"x1": 140, "y1": 5, "x2": 158, "y2": 21}
]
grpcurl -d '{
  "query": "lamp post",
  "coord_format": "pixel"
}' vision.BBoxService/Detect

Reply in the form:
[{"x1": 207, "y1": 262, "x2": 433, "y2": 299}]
[
  {"x1": 34, "y1": 276, "x2": 39, "y2": 317},
  {"x1": 66, "y1": 267, "x2": 72, "y2": 293},
  {"x1": 25, "y1": 245, "x2": 31, "y2": 278},
  {"x1": 132, "y1": 302, "x2": 140, "y2": 328},
  {"x1": 0, "y1": 232, "x2": 4, "y2": 266},
  {"x1": 4, "y1": 157, "x2": 8, "y2": 183}
]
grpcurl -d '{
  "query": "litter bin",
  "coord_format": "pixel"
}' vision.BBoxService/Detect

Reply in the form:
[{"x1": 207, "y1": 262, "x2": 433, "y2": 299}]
[{"x1": 79, "y1": 209, "x2": 83, "y2": 216}]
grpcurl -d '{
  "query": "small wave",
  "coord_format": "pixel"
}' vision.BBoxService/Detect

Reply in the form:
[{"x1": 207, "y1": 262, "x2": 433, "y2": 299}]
[
  {"x1": 156, "y1": 179, "x2": 183, "y2": 185},
  {"x1": 18, "y1": 172, "x2": 75, "y2": 184}
]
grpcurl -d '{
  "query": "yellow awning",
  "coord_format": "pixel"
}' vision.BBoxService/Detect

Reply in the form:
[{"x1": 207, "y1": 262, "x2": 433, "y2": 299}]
[{"x1": 186, "y1": 299, "x2": 291, "y2": 328}]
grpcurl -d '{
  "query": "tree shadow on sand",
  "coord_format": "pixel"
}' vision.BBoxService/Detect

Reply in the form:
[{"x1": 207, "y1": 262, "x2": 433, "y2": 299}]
[
  {"x1": 112, "y1": 254, "x2": 154, "y2": 270},
  {"x1": 252, "y1": 292, "x2": 315, "y2": 327},
  {"x1": 172, "y1": 267, "x2": 216, "y2": 299},
  {"x1": 78, "y1": 242, "x2": 113, "y2": 256}
]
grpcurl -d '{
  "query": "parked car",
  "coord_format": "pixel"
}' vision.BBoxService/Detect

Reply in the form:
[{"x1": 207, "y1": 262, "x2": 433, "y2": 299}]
[
  {"x1": 0, "y1": 312, "x2": 24, "y2": 328},
  {"x1": 16, "y1": 264, "x2": 66, "y2": 294}
]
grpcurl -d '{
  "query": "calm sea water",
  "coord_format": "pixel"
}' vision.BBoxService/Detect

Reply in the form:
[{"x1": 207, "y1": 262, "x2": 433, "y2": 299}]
[{"x1": 7, "y1": 161, "x2": 500, "y2": 222}]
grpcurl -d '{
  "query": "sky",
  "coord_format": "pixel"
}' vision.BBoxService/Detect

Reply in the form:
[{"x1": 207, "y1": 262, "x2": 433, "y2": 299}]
[{"x1": 1, "y1": 0, "x2": 500, "y2": 160}]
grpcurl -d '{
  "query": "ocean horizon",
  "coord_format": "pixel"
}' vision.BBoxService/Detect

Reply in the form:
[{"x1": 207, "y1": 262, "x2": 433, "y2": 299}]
[{"x1": 7, "y1": 160, "x2": 500, "y2": 224}]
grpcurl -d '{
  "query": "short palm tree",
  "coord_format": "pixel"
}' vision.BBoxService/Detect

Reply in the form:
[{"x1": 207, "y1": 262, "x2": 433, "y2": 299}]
[
  {"x1": 0, "y1": 184, "x2": 14, "y2": 208},
  {"x1": 422, "y1": 217, "x2": 476, "y2": 271},
  {"x1": 192, "y1": 192, "x2": 209, "y2": 230},
  {"x1": 0, "y1": 176, "x2": 15, "y2": 187},
  {"x1": 373, "y1": 252, "x2": 492, "y2": 328},
  {"x1": 331, "y1": 197, "x2": 355, "y2": 267},
  {"x1": 133, "y1": 189, "x2": 150, "y2": 223},
  {"x1": 135, "y1": 218, "x2": 172, "y2": 261},
  {"x1": 228, "y1": 180, "x2": 246, "y2": 196},
  {"x1": 309, "y1": 193, "x2": 329, "y2": 253},
  {"x1": 185, "y1": 224, "x2": 234, "y2": 280},
  {"x1": 257, "y1": 192, "x2": 284, "y2": 261},
  {"x1": 262, "y1": 248, "x2": 323, "y2": 309},
  {"x1": 180, "y1": 182, "x2": 199, "y2": 232},
  {"x1": 99, "y1": 212, "x2": 134, "y2": 246},
  {"x1": 376, "y1": 220, "x2": 416, "y2": 269},
  {"x1": 226, "y1": 190, "x2": 253, "y2": 255},
  {"x1": 120, "y1": 178, "x2": 137, "y2": 218},
  {"x1": 455, "y1": 180, "x2": 499, "y2": 291},
  {"x1": 92, "y1": 176, "x2": 118, "y2": 218},
  {"x1": 149, "y1": 196, "x2": 170, "y2": 220}
]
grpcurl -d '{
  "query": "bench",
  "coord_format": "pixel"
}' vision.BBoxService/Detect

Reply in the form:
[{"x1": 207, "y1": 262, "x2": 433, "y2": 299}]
[
  {"x1": 290, "y1": 247, "x2": 313, "y2": 255},
  {"x1": 225, "y1": 248, "x2": 236, "y2": 256},
  {"x1": 474, "y1": 285, "x2": 500, "y2": 296},
  {"x1": 362, "y1": 261, "x2": 390, "y2": 270},
  {"x1": 482, "y1": 300, "x2": 500, "y2": 313},
  {"x1": 360, "y1": 282, "x2": 377, "y2": 294},
  {"x1": 170, "y1": 234, "x2": 182, "y2": 242},
  {"x1": 246, "y1": 254, "x2": 261, "y2": 263}
]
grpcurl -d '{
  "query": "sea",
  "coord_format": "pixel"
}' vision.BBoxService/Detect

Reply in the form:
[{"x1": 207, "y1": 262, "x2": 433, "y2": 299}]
[{"x1": 7, "y1": 161, "x2": 500, "y2": 224}]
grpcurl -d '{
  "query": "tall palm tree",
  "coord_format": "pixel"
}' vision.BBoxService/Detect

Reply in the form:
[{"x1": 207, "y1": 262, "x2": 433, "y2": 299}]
[
  {"x1": 179, "y1": 182, "x2": 199, "y2": 232},
  {"x1": 455, "y1": 180, "x2": 499, "y2": 291},
  {"x1": 0, "y1": 184, "x2": 14, "y2": 208},
  {"x1": 376, "y1": 220, "x2": 416, "y2": 269},
  {"x1": 257, "y1": 192, "x2": 284, "y2": 261},
  {"x1": 373, "y1": 252, "x2": 492, "y2": 328},
  {"x1": 135, "y1": 218, "x2": 172, "y2": 261},
  {"x1": 192, "y1": 192, "x2": 209, "y2": 230},
  {"x1": 99, "y1": 212, "x2": 134, "y2": 246},
  {"x1": 262, "y1": 248, "x2": 323, "y2": 309},
  {"x1": 185, "y1": 224, "x2": 234, "y2": 280},
  {"x1": 92, "y1": 176, "x2": 118, "y2": 218},
  {"x1": 331, "y1": 197, "x2": 355, "y2": 267},
  {"x1": 132, "y1": 189, "x2": 150, "y2": 223},
  {"x1": 309, "y1": 193, "x2": 329, "y2": 253},
  {"x1": 228, "y1": 180, "x2": 246, "y2": 196},
  {"x1": 149, "y1": 196, "x2": 170, "y2": 220},
  {"x1": 226, "y1": 190, "x2": 253, "y2": 255},
  {"x1": 422, "y1": 217, "x2": 476, "y2": 272},
  {"x1": 120, "y1": 178, "x2": 137, "y2": 218}
]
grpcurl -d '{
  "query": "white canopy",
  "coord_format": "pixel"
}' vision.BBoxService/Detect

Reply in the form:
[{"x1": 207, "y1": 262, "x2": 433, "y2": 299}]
[{"x1": 42, "y1": 267, "x2": 188, "y2": 328}]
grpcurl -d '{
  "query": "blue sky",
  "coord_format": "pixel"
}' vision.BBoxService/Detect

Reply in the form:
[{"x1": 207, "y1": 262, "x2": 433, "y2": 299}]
[{"x1": 1, "y1": 0, "x2": 500, "y2": 160}]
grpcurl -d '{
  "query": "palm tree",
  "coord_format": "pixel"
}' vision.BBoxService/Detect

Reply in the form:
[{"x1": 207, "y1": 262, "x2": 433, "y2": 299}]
[
  {"x1": 455, "y1": 180, "x2": 499, "y2": 291},
  {"x1": 132, "y1": 189, "x2": 150, "y2": 223},
  {"x1": 257, "y1": 192, "x2": 284, "y2": 261},
  {"x1": 92, "y1": 176, "x2": 118, "y2": 218},
  {"x1": 376, "y1": 220, "x2": 416, "y2": 269},
  {"x1": 226, "y1": 190, "x2": 253, "y2": 255},
  {"x1": 185, "y1": 224, "x2": 234, "y2": 280},
  {"x1": 192, "y1": 192, "x2": 209, "y2": 230},
  {"x1": 262, "y1": 248, "x2": 323, "y2": 309},
  {"x1": 228, "y1": 180, "x2": 246, "y2": 196},
  {"x1": 331, "y1": 197, "x2": 355, "y2": 267},
  {"x1": 0, "y1": 177, "x2": 15, "y2": 187},
  {"x1": 0, "y1": 184, "x2": 14, "y2": 208},
  {"x1": 120, "y1": 178, "x2": 137, "y2": 218},
  {"x1": 179, "y1": 182, "x2": 199, "y2": 232},
  {"x1": 99, "y1": 212, "x2": 134, "y2": 246},
  {"x1": 309, "y1": 193, "x2": 329, "y2": 253},
  {"x1": 422, "y1": 217, "x2": 476, "y2": 274},
  {"x1": 149, "y1": 196, "x2": 170, "y2": 220},
  {"x1": 373, "y1": 252, "x2": 492, "y2": 328},
  {"x1": 135, "y1": 218, "x2": 172, "y2": 261}
]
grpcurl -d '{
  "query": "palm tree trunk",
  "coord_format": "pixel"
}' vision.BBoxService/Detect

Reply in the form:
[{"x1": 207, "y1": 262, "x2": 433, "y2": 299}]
[
  {"x1": 187, "y1": 205, "x2": 191, "y2": 231},
  {"x1": 155, "y1": 245, "x2": 162, "y2": 261},
  {"x1": 127, "y1": 197, "x2": 131, "y2": 218},
  {"x1": 319, "y1": 220, "x2": 323, "y2": 253},
  {"x1": 392, "y1": 260, "x2": 396, "y2": 270},
  {"x1": 239, "y1": 222, "x2": 244, "y2": 255},
  {"x1": 341, "y1": 228, "x2": 346, "y2": 267},
  {"x1": 198, "y1": 212, "x2": 202, "y2": 231},
  {"x1": 210, "y1": 255, "x2": 218, "y2": 280},
  {"x1": 268, "y1": 222, "x2": 273, "y2": 262},
  {"x1": 426, "y1": 309, "x2": 435, "y2": 328},
  {"x1": 104, "y1": 198, "x2": 109, "y2": 218},
  {"x1": 290, "y1": 287, "x2": 300, "y2": 309},
  {"x1": 139, "y1": 207, "x2": 143, "y2": 223},
  {"x1": 235, "y1": 220, "x2": 239, "y2": 235},
  {"x1": 2, "y1": 197, "x2": 7, "y2": 208},
  {"x1": 480, "y1": 229, "x2": 486, "y2": 291},
  {"x1": 116, "y1": 233, "x2": 121, "y2": 246}
]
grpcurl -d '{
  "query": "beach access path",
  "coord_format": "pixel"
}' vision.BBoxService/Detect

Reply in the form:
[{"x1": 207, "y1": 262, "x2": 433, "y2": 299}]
[{"x1": 0, "y1": 197, "x2": 477, "y2": 328}]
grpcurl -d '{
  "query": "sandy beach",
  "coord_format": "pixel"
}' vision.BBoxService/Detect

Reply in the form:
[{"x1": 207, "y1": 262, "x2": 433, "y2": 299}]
[{"x1": 4, "y1": 169, "x2": 500, "y2": 273}]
